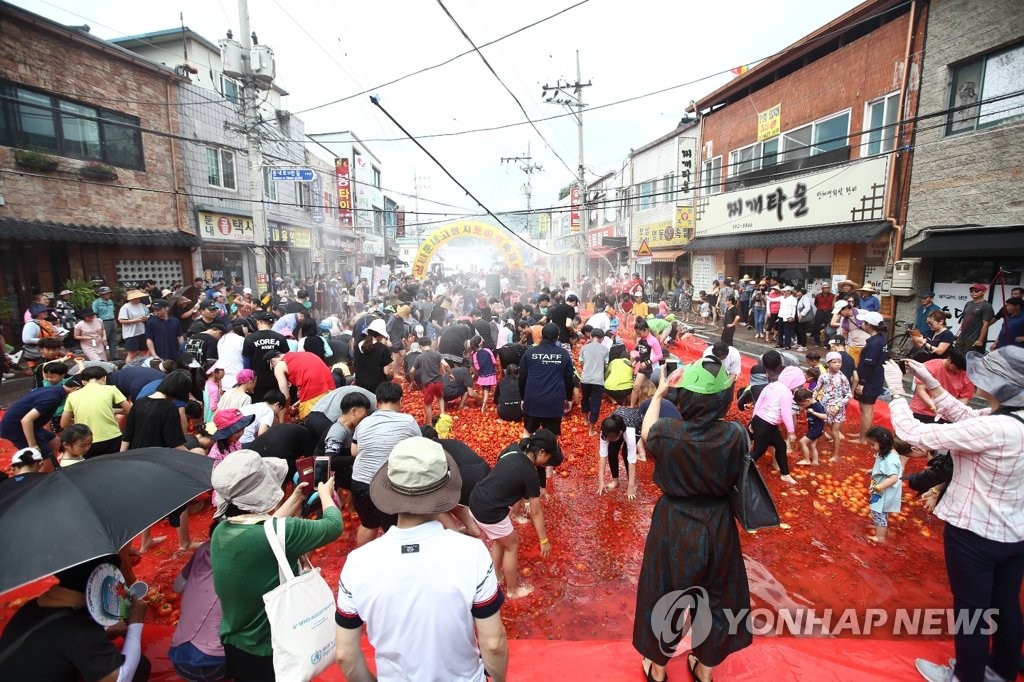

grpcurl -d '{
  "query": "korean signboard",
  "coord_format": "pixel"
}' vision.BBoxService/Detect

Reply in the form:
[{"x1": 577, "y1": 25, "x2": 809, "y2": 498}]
[
  {"x1": 635, "y1": 206, "x2": 694, "y2": 250},
  {"x1": 585, "y1": 225, "x2": 614, "y2": 249},
  {"x1": 570, "y1": 186, "x2": 581, "y2": 232},
  {"x1": 268, "y1": 223, "x2": 312, "y2": 249},
  {"x1": 537, "y1": 213, "x2": 550, "y2": 238},
  {"x1": 397, "y1": 210, "x2": 406, "y2": 238},
  {"x1": 198, "y1": 211, "x2": 255, "y2": 244},
  {"x1": 309, "y1": 173, "x2": 324, "y2": 224},
  {"x1": 335, "y1": 158, "x2": 353, "y2": 227},
  {"x1": 677, "y1": 136, "x2": 696, "y2": 203},
  {"x1": 757, "y1": 104, "x2": 782, "y2": 142},
  {"x1": 697, "y1": 156, "x2": 888, "y2": 237}
]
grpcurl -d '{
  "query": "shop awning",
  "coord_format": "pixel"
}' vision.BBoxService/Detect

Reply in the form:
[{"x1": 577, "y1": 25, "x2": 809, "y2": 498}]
[
  {"x1": 0, "y1": 217, "x2": 200, "y2": 247},
  {"x1": 687, "y1": 220, "x2": 889, "y2": 252},
  {"x1": 588, "y1": 247, "x2": 615, "y2": 259},
  {"x1": 902, "y1": 224, "x2": 1024, "y2": 258},
  {"x1": 649, "y1": 248, "x2": 687, "y2": 262}
]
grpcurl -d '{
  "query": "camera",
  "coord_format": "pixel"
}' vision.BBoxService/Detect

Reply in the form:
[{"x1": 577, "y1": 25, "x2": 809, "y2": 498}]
[{"x1": 903, "y1": 452, "x2": 952, "y2": 494}]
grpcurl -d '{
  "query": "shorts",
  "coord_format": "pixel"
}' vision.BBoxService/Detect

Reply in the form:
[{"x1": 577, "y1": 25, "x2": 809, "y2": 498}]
[
  {"x1": 297, "y1": 392, "x2": 329, "y2": 420},
  {"x1": 871, "y1": 510, "x2": 888, "y2": 527},
  {"x1": 470, "y1": 510, "x2": 514, "y2": 540},
  {"x1": 350, "y1": 479, "x2": 397, "y2": 530},
  {"x1": 856, "y1": 390, "x2": 880, "y2": 405},
  {"x1": 422, "y1": 381, "x2": 444, "y2": 405},
  {"x1": 605, "y1": 388, "x2": 632, "y2": 405},
  {"x1": 124, "y1": 335, "x2": 147, "y2": 352},
  {"x1": 805, "y1": 427, "x2": 824, "y2": 442},
  {"x1": 523, "y1": 414, "x2": 561, "y2": 436}
]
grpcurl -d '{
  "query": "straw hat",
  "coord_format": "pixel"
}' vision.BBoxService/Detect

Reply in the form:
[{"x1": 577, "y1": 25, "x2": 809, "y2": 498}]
[
  {"x1": 837, "y1": 279, "x2": 859, "y2": 289},
  {"x1": 858, "y1": 284, "x2": 877, "y2": 294},
  {"x1": 125, "y1": 290, "x2": 146, "y2": 301}
]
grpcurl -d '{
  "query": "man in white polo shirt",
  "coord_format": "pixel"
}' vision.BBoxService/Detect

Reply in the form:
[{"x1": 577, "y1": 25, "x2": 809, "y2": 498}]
[
  {"x1": 350, "y1": 381, "x2": 420, "y2": 547},
  {"x1": 702, "y1": 341, "x2": 742, "y2": 385},
  {"x1": 336, "y1": 437, "x2": 508, "y2": 682}
]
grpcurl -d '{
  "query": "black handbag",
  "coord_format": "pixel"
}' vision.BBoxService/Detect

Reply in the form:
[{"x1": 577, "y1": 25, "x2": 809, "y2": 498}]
[{"x1": 729, "y1": 422, "x2": 781, "y2": 531}]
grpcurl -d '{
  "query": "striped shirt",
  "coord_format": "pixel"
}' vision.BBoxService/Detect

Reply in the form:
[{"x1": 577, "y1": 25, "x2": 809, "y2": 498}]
[{"x1": 890, "y1": 393, "x2": 1024, "y2": 543}]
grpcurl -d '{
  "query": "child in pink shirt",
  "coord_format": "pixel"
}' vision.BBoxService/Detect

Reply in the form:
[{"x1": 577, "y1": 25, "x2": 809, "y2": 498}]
[{"x1": 750, "y1": 365, "x2": 806, "y2": 484}]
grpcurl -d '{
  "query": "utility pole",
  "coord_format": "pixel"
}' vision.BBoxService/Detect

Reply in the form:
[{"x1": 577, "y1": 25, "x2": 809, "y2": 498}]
[
  {"x1": 542, "y1": 51, "x2": 591, "y2": 282},
  {"x1": 237, "y1": 0, "x2": 269, "y2": 284},
  {"x1": 413, "y1": 172, "x2": 430, "y2": 246},
  {"x1": 501, "y1": 141, "x2": 542, "y2": 238}
]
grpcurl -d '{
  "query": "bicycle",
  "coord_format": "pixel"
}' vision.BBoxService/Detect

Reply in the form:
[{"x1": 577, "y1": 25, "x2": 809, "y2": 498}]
[{"x1": 888, "y1": 320, "x2": 921, "y2": 360}]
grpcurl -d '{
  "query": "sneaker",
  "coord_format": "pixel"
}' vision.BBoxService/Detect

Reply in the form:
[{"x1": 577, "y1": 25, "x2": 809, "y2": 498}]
[
  {"x1": 2, "y1": 372, "x2": 13, "y2": 379},
  {"x1": 915, "y1": 659, "x2": 954, "y2": 682},
  {"x1": 795, "y1": 346, "x2": 807, "y2": 352}
]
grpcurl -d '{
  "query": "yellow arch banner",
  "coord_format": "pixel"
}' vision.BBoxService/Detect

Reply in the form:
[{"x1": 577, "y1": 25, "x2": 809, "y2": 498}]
[{"x1": 412, "y1": 220, "x2": 524, "y2": 278}]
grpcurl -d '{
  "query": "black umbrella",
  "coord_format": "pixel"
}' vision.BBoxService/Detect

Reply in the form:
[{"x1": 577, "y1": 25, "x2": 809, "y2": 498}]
[{"x1": 0, "y1": 448, "x2": 213, "y2": 594}]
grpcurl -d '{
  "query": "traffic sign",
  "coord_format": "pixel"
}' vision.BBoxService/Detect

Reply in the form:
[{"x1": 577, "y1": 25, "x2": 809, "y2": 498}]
[
  {"x1": 637, "y1": 257, "x2": 653, "y2": 265},
  {"x1": 270, "y1": 167, "x2": 315, "y2": 182},
  {"x1": 636, "y1": 239, "x2": 653, "y2": 258}
]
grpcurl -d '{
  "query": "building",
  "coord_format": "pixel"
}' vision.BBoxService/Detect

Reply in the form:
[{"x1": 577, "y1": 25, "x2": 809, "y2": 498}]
[
  {"x1": 308, "y1": 132, "x2": 387, "y2": 269},
  {"x1": 897, "y1": 0, "x2": 1024, "y2": 338},
  {"x1": 626, "y1": 120, "x2": 699, "y2": 290},
  {"x1": 0, "y1": 2, "x2": 196, "y2": 338},
  {"x1": 688, "y1": 0, "x2": 926, "y2": 305},
  {"x1": 584, "y1": 169, "x2": 627, "y2": 279},
  {"x1": 305, "y1": 149, "x2": 359, "y2": 279},
  {"x1": 112, "y1": 27, "x2": 326, "y2": 286}
]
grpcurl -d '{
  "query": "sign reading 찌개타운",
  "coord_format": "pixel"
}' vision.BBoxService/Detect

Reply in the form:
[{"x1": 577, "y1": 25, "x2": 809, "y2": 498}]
[{"x1": 697, "y1": 156, "x2": 888, "y2": 237}]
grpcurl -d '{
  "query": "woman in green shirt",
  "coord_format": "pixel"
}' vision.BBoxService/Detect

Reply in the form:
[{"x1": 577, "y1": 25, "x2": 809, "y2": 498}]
[
  {"x1": 604, "y1": 345, "x2": 635, "y2": 405},
  {"x1": 210, "y1": 450, "x2": 342, "y2": 681}
]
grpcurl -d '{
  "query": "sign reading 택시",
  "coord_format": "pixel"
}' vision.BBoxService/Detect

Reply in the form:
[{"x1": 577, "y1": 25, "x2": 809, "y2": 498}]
[{"x1": 697, "y1": 156, "x2": 888, "y2": 237}]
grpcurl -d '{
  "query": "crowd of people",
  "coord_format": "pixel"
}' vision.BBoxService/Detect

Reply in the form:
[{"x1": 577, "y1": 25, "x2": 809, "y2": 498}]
[{"x1": 0, "y1": 267, "x2": 1021, "y2": 682}]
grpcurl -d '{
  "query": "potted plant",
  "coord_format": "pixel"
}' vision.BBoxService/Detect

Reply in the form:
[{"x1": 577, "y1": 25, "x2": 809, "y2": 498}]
[
  {"x1": 79, "y1": 161, "x2": 118, "y2": 181},
  {"x1": 14, "y1": 149, "x2": 58, "y2": 172}
]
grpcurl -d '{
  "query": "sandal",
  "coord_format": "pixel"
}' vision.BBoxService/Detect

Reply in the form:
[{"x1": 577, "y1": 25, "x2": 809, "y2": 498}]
[
  {"x1": 687, "y1": 654, "x2": 710, "y2": 682},
  {"x1": 642, "y1": 657, "x2": 667, "y2": 682}
]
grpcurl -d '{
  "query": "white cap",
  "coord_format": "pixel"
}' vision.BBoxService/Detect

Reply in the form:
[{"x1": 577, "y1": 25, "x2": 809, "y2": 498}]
[
  {"x1": 243, "y1": 287, "x2": 252, "y2": 294},
  {"x1": 856, "y1": 310, "x2": 885, "y2": 326},
  {"x1": 11, "y1": 447, "x2": 43, "y2": 466}
]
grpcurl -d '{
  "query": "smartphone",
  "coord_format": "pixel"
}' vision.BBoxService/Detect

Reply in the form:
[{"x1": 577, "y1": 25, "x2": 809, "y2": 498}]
[
  {"x1": 314, "y1": 456, "x2": 331, "y2": 485},
  {"x1": 296, "y1": 456, "x2": 315, "y2": 488},
  {"x1": 665, "y1": 360, "x2": 678, "y2": 375}
]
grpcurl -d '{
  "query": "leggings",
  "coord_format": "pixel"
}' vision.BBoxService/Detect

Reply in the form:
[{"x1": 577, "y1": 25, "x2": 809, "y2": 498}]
[
  {"x1": 605, "y1": 437, "x2": 628, "y2": 479},
  {"x1": 749, "y1": 414, "x2": 790, "y2": 476}
]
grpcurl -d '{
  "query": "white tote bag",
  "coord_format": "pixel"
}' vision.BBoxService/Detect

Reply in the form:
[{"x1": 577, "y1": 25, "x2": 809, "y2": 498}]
[{"x1": 262, "y1": 518, "x2": 336, "y2": 682}]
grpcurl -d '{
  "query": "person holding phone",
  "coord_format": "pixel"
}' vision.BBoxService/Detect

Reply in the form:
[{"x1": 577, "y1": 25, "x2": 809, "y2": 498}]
[{"x1": 118, "y1": 290, "x2": 150, "y2": 364}]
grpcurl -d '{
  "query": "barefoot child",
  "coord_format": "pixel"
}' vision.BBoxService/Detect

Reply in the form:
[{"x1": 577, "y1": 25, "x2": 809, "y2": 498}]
[
  {"x1": 794, "y1": 388, "x2": 826, "y2": 465},
  {"x1": 866, "y1": 426, "x2": 902, "y2": 543},
  {"x1": 596, "y1": 414, "x2": 637, "y2": 499},
  {"x1": 817, "y1": 351, "x2": 852, "y2": 462},
  {"x1": 470, "y1": 336, "x2": 497, "y2": 413}
]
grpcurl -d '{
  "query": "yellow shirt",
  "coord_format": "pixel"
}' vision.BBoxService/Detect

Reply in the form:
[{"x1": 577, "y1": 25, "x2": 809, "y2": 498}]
[
  {"x1": 604, "y1": 358, "x2": 635, "y2": 392},
  {"x1": 65, "y1": 382, "x2": 127, "y2": 442},
  {"x1": 633, "y1": 302, "x2": 649, "y2": 319}
]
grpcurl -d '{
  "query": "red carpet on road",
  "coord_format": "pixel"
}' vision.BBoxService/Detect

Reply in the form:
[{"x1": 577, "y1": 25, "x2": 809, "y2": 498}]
[{"x1": 4, "y1": 333, "x2": 1016, "y2": 680}]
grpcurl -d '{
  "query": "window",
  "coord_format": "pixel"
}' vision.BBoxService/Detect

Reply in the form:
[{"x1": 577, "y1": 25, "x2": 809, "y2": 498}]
[
  {"x1": 659, "y1": 174, "x2": 675, "y2": 204},
  {"x1": 781, "y1": 111, "x2": 849, "y2": 161},
  {"x1": 371, "y1": 166, "x2": 381, "y2": 189},
  {"x1": 262, "y1": 167, "x2": 278, "y2": 201},
  {"x1": 948, "y1": 43, "x2": 1024, "y2": 134},
  {"x1": 864, "y1": 93, "x2": 900, "y2": 155},
  {"x1": 813, "y1": 112, "x2": 850, "y2": 153},
  {"x1": 728, "y1": 139, "x2": 780, "y2": 177},
  {"x1": 638, "y1": 181, "x2": 656, "y2": 210},
  {"x1": 702, "y1": 156, "x2": 722, "y2": 195},
  {"x1": 0, "y1": 82, "x2": 144, "y2": 168},
  {"x1": 620, "y1": 187, "x2": 631, "y2": 213},
  {"x1": 207, "y1": 148, "x2": 236, "y2": 189},
  {"x1": 373, "y1": 207, "x2": 383, "y2": 227},
  {"x1": 296, "y1": 181, "x2": 311, "y2": 210},
  {"x1": 221, "y1": 75, "x2": 241, "y2": 105}
]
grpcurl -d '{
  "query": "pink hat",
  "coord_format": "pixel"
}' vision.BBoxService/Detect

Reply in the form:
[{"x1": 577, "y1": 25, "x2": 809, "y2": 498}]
[
  {"x1": 235, "y1": 369, "x2": 256, "y2": 384},
  {"x1": 825, "y1": 351, "x2": 842, "y2": 363}
]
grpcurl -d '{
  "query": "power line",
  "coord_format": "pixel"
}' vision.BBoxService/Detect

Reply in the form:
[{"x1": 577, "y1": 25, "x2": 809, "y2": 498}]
[
  {"x1": 434, "y1": 0, "x2": 578, "y2": 180},
  {"x1": 290, "y1": 0, "x2": 591, "y2": 116},
  {"x1": 370, "y1": 95, "x2": 572, "y2": 256}
]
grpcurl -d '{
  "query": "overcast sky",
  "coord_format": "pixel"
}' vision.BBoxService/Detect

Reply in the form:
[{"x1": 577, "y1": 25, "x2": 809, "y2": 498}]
[{"x1": 15, "y1": 0, "x2": 862, "y2": 219}]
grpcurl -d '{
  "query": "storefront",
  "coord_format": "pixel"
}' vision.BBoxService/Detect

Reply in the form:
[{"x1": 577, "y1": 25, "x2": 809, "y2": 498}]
[
  {"x1": 586, "y1": 225, "x2": 617, "y2": 278},
  {"x1": 321, "y1": 230, "x2": 358, "y2": 279},
  {"x1": 360, "y1": 233, "x2": 385, "y2": 268},
  {"x1": 636, "y1": 205, "x2": 694, "y2": 291},
  {"x1": 267, "y1": 222, "x2": 313, "y2": 280},
  {"x1": 689, "y1": 157, "x2": 891, "y2": 293},
  {"x1": 197, "y1": 211, "x2": 255, "y2": 286}
]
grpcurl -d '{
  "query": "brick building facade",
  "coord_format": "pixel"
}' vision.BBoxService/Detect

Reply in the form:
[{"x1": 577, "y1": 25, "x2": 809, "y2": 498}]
[
  {"x1": 0, "y1": 2, "x2": 195, "y2": 339},
  {"x1": 688, "y1": 0, "x2": 926, "y2": 312},
  {"x1": 897, "y1": 0, "x2": 1024, "y2": 339}
]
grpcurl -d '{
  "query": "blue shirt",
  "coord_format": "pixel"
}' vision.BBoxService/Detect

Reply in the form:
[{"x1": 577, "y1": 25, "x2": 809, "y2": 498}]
[
  {"x1": 145, "y1": 315, "x2": 183, "y2": 360},
  {"x1": 0, "y1": 385, "x2": 66, "y2": 438},
  {"x1": 806, "y1": 400, "x2": 825, "y2": 438},
  {"x1": 860, "y1": 295, "x2": 880, "y2": 312},
  {"x1": 916, "y1": 303, "x2": 941, "y2": 331},
  {"x1": 91, "y1": 297, "x2": 115, "y2": 321},
  {"x1": 998, "y1": 311, "x2": 1024, "y2": 348}
]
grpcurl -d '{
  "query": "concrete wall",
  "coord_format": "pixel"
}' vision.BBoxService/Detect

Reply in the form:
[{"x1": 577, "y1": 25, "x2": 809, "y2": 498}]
[{"x1": 904, "y1": 0, "x2": 1024, "y2": 237}]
